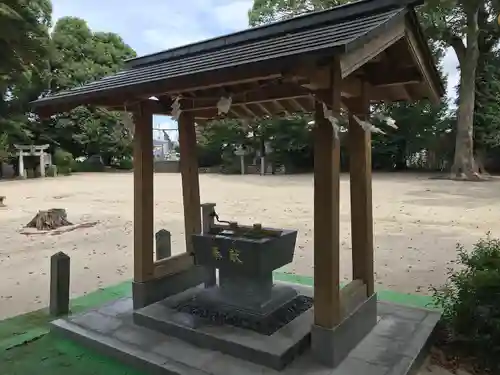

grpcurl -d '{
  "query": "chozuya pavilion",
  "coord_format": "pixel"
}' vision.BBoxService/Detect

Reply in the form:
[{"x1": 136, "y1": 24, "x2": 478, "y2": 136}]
[{"x1": 32, "y1": 0, "x2": 444, "y2": 374}]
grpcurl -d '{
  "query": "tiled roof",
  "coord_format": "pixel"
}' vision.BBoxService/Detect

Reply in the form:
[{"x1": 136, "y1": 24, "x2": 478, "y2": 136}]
[{"x1": 31, "y1": 0, "x2": 422, "y2": 109}]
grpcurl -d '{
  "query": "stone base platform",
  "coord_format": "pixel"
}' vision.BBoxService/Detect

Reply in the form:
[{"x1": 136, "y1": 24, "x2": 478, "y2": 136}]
[
  {"x1": 133, "y1": 283, "x2": 313, "y2": 370},
  {"x1": 51, "y1": 284, "x2": 440, "y2": 375},
  {"x1": 193, "y1": 283, "x2": 299, "y2": 319}
]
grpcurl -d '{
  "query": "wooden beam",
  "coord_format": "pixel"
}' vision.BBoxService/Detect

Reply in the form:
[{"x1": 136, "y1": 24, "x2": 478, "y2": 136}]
[
  {"x1": 189, "y1": 82, "x2": 309, "y2": 110},
  {"x1": 367, "y1": 68, "x2": 422, "y2": 87},
  {"x1": 256, "y1": 102, "x2": 272, "y2": 116},
  {"x1": 153, "y1": 253, "x2": 194, "y2": 279},
  {"x1": 302, "y1": 70, "x2": 386, "y2": 102},
  {"x1": 247, "y1": 103, "x2": 269, "y2": 117},
  {"x1": 34, "y1": 61, "x2": 292, "y2": 117},
  {"x1": 340, "y1": 279, "x2": 367, "y2": 318},
  {"x1": 178, "y1": 111, "x2": 202, "y2": 254},
  {"x1": 133, "y1": 102, "x2": 155, "y2": 282},
  {"x1": 348, "y1": 82, "x2": 374, "y2": 297},
  {"x1": 313, "y1": 59, "x2": 342, "y2": 329},
  {"x1": 35, "y1": 97, "x2": 163, "y2": 118},
  {"x1": 240, "y1": 104, "x2": 258, "y2": 117},
  {"x1": 340, "y1": 17, "x2": 406, "y2": 78},
  {"x1": 291, "y1": 98, "x2": 306, "y2": 112},
  {"x1": 147, "y1": 82, "x2": 313, "y2": 119},
  {"x1": 229, "y1": 107, "x2": 247, "y2": 118},
  {"x1": 404, "y1": 22, "x2": 442, "y2": 104},
  {"x1": 278, "y1": 99, "x2": 298, "y2": 115},
  {"x1": 273, "y1": 100, "x2": 290, "y2": 117}
]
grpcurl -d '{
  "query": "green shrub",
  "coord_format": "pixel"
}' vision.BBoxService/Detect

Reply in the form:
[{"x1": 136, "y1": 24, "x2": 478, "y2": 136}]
[
  {"x1": 53, "y1": 149, "x2": 74, "y2": 175},
  {"x1": 72, "y1": 159, "x2": 105, "y2": 172},
  {"x1": 46, "y1": 165, "x2": 57, "y2": 177},
  {"x1": 432, "y1": 234, "x2": 500, "y2": 372},
  {"x1": 58, "y1": 166, "x2": 72, "y2": 175},
  {"x1": 86, "y1": 155, "x2": 105, "y2": 172},
  {"x1": 116, "y1": 158, "x2": 133, "y2": 170},
  {"x1": 70, "y1": 159, "x2": 81, "y2": 172},
  {"x1": 53, "y1": 149, "x2": 73, "y2": 167}
]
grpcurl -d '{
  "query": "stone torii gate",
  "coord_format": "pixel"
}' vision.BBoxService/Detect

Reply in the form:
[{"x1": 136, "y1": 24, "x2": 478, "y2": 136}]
[{"x1": 14, "y1": 144, "x2": 50, "y2": 178}]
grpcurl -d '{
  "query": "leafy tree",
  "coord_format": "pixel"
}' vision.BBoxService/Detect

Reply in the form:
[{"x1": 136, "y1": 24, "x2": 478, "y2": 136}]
[
  {"x1": 0, "y1": 0, "x2": 52, "y2": 156},
  {"x1": 420, "y1": 0, "x2": 500, "y2": 178},
  {"x1": 257, "y1": 115, "x2": 314, "y2": 170},
  {"x1": 248, "y1": 0, "x2": 347, "y2": 26},
  {"x1": 473, "y1": 51, "x2": 500, "y2": 173},
  {"x1": 0, "y1": 0, "x2": 52, "y2": 84},
  {"x1": 39, "y1": 17, "x2": 137, "y2": 162},
  {"x1": 248, "y1": 0, "x2": 453, "y2": 172},
  {"x1": 372, "y1": 101, "x2": 453, "y2": 170}
]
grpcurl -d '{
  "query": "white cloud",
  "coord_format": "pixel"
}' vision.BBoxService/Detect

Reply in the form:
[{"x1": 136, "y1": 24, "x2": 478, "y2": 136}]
[
  {"x1": 51, "y1": 0, "x2": 253, "y2": 55},
  {"x1": 142, "y1": 29, "x2": 208, "y2": 51},
  {"x1": 212, "y1": 0, "x2": 253, "y2": 31},
  {"x1": 140, "y1": 0, "x2": 252, "y2": 50}
]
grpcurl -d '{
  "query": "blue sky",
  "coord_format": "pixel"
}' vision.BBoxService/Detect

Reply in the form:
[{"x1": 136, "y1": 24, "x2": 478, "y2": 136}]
[
  {"x1": 51, "y1": 0, "x2": 253, "y2": 142},
  {"x1": 51, "y1": 0, "x2": 459, "y2": 141}
]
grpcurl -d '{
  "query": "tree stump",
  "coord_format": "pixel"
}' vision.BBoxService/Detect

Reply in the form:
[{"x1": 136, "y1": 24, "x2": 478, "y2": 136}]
[{"x1": 26, "y1": 208, "x2": 72, "y2": 230}]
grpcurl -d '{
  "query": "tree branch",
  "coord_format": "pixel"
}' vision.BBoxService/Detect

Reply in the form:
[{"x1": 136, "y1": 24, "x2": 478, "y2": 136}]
[{"x1": 449, "y1": 34, "x2": 466, "y2": 65}]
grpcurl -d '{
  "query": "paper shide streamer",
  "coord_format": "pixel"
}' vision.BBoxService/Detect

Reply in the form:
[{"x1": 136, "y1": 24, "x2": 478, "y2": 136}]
[
  {"x1": 322, "y1": 102, "x2": 341, "y2": 140},
  {"x1": 171, "y1": 96, "x2": 182, "y2": 121},
  {"x1": 217, "y1": 96, "x2": 232, "y2": 115}
]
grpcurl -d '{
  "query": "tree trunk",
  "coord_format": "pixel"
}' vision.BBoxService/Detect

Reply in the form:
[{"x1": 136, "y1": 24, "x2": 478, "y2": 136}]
[
  {"x1": 26, "y1": 208, "x2": 72, "y2": 230},
  {"x1": 474, "y1": 149, "x2": 490, "y2": 176},
  {"x1": 451, "y1": 5, "x2": 481, "y2": 180}
]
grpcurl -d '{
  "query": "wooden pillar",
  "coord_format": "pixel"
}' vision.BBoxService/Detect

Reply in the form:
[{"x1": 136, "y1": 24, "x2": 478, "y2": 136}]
[
  {"x1": 313, "y1": 60, "x2": 342, "y2": 328},
  {"x1": 178, "y1": 111, "x2": 202, "y2": 254},
  {"x1": 348, "y1": 82, "x2": 374, "y2": 296},
  {"x1": 133, "y1": 103, "x2": 155, "y2": 282}
]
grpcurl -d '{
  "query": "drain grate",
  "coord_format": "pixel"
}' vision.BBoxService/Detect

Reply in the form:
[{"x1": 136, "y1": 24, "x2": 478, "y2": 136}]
[{"x1": 174, "y1": 295, "x2": 313, "y2": 336}]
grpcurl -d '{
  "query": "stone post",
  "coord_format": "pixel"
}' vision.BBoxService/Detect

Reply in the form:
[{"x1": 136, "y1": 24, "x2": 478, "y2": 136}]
[
  {"x1": 50, "y1": 252, "x2": 70, "y2": 316},
  {"x1": 18, "y1": 150, "x2": 24, "y2": 178},
  {"x1": 39, "y1": 152, "x2": 46, "y2": 178},
  {"x1": 240, "y1": 155, "x2": 245, "y2": 175},
  {"x1": 155, "y1": 229, "x2": 172, "y2": 261},
  {"x1": 201, "y1": 203, "x2": 217, "y2": 287}
]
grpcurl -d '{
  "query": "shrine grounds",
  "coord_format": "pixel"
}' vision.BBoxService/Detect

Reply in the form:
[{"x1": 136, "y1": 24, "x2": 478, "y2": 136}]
[
  {"x1": 1, "y1": 172, "x2": 500, "y2": 320},
  {"x1": 1, "y1": 172, "x2": 499, "y2": 375}
]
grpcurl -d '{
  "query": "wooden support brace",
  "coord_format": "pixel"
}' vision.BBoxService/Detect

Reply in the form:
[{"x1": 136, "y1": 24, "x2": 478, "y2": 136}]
[
  {"x1": 133, "y1": 103, "x2": 155, "y2": 282},
  {"x1": 348, "y1": 82, "x2": 375, "y2": 296},
  {"x1": 313, "y1": 59, "x2": 342, "y2": 328},
  {"x1": 339, "y1": 279, "x2": 367, "y2": 318},
  {"x1": 153, "y1": 253, "x2": 194, "y2": 279},
  {"x1": 178, "y1": 111, "x2": 202, "y2": 254}
]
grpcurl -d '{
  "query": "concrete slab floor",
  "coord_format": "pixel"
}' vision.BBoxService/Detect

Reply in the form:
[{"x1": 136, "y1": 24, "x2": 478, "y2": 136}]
[
  {"x1": 132, "y1": 282, "x2": 315, "y2": 370},
  {"x1": 51, "y1": 295, "x2": 440, "y2": 375}
]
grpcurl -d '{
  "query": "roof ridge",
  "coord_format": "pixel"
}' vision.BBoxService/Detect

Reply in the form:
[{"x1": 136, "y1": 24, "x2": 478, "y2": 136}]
[{"x1": 126, "y1": 0, "x2": 422, "y2": 69}]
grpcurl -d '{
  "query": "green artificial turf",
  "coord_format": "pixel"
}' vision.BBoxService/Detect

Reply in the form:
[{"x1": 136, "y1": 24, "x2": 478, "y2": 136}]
[{"x1": 0, "y1": 272, "x2": 437, "y2": 375}]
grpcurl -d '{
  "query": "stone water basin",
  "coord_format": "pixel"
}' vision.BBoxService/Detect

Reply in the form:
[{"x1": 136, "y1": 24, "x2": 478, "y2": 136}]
[{"x1": 191, "y1": 227, "x2": 298, "y2": 275}]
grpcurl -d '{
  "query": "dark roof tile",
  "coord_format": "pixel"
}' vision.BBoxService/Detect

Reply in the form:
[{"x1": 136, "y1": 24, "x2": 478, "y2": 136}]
[{"x1": 32, "y1": 0, "x2": 417, "y2": 109}]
